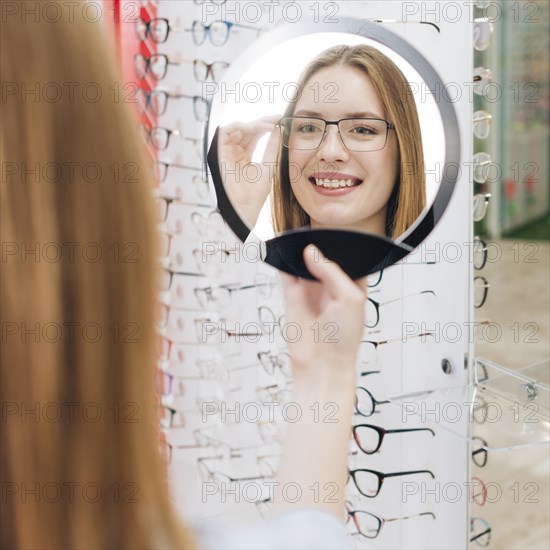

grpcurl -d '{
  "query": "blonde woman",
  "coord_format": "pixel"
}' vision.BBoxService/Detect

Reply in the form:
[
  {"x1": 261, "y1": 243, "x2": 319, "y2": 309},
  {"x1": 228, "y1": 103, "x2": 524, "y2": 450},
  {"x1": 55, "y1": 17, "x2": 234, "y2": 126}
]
[
  {"x1": 219, "y1": 44, "x2": 426, "y2": 239},
  {"x1": 1, "y1": 4, "x2": 366, "y2": 549}
]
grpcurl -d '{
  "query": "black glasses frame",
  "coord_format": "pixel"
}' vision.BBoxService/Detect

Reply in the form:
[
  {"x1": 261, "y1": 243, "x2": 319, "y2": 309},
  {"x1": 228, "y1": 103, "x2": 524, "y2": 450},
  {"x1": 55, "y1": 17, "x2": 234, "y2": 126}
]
[
  {"x1": 352, "y1": 424, "x2": 435, "y2": 455},
  {"x1": 348, "y1": 468, "x2": 435, "y2": 498},
  {"x1": 279, "y1": 116, "x2": 396, "y2": 153}
]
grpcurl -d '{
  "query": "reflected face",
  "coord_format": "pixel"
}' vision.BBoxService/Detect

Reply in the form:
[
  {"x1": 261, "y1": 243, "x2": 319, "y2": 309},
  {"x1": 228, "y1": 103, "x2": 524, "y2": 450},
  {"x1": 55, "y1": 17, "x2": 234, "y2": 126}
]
[{"x1": 288, "y1": 65, "x2": 399, "y2": 236}]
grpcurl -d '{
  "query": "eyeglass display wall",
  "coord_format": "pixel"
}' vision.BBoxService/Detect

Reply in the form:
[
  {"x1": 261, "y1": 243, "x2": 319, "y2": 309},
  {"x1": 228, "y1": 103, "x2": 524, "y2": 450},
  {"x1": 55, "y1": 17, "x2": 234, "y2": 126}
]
[
  {"x1": 104, "y1": 1, "x2": 548, "y2": 548},
  {"x1": 474, "y1": 0, "x2": 549, "y2": 237}
]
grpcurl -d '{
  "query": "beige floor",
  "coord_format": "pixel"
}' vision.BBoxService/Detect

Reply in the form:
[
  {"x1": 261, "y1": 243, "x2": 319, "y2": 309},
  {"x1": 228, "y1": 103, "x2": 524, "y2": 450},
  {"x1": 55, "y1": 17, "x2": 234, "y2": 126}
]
[{"x1": 472, "y1": 239, "x2": 549, "y2": 550}]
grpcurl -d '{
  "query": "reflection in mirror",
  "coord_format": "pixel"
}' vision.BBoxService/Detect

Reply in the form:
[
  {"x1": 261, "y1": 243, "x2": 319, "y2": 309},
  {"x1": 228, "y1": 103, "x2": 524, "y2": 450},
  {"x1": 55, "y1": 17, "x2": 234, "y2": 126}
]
[{"x1": 209, "y1": 33, "x2": 445, "y2": 243}]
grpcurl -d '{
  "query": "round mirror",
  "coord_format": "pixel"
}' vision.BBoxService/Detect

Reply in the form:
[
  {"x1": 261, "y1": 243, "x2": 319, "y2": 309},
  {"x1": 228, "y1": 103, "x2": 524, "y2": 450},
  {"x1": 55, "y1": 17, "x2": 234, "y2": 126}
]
[{"x1": 206, "y1": 18, "x2": 460, "y2": 279}]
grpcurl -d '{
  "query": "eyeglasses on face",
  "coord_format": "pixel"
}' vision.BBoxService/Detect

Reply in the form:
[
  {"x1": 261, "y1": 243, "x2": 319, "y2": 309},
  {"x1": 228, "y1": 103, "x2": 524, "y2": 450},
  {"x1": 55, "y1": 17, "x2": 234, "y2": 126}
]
[
  {"x1": 348, "y1": 467, "x2": 435, "y2": 498},
  {"x1": 352, "y1": 423, "x2": 435, "y2": 455},
  {"x1": 346, "y1": 503, "x2": 435, "y2": 539},
  {"x1": 190, "y1": 19, "x2": 260, "y2": 46},
  {"x1": 279, "y1": 116, "x2": 395, "y2": 153}
]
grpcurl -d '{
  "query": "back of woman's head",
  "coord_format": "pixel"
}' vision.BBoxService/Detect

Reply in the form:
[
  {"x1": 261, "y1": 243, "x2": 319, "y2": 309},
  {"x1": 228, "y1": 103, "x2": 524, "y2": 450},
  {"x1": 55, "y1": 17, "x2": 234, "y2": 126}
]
[
  {"x1": 272, "y1": 44, "x2": 426, "y2": 237},
  {"x1": 1, "y1": 4, "x2": 193, "y2": 548}
]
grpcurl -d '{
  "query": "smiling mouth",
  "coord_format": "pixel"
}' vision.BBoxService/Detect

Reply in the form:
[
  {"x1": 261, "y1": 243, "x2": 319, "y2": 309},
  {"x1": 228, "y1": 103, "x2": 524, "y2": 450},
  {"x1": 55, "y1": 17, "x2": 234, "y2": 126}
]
[{"x1": 309, "y1": 177, "x2": 363, "y2": 189}]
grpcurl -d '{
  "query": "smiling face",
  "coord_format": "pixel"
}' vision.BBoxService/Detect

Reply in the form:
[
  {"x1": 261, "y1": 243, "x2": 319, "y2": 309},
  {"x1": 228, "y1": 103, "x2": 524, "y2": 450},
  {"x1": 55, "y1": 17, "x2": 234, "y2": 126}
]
[{"x1": 287, "y1": 65, "x2": 400, "y2": 236}]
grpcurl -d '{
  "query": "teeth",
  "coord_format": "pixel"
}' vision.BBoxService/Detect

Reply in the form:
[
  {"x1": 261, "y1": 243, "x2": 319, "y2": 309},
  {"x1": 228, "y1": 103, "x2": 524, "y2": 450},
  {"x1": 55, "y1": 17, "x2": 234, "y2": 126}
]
[{"x1": 314, "y1": 178, "x2": 355, "y2": 188}]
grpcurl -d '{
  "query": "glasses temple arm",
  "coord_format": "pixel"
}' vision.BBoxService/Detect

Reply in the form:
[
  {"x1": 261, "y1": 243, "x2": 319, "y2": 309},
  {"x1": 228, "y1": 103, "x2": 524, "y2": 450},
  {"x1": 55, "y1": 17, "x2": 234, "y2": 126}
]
[
  {"x1": 384, "y1": 428, "x2": 435, "y2": 436},
  {"x1": 384, "y1": 469, "x2": 435, "y2": 479}
]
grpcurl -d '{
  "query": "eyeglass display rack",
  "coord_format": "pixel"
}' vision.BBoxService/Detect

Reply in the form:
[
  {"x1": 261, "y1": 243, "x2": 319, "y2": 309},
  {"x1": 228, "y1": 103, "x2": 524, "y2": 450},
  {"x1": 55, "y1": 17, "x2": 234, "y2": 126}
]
[{"x1": 105, "y1": 1, "x2": 548, "y2": 548}]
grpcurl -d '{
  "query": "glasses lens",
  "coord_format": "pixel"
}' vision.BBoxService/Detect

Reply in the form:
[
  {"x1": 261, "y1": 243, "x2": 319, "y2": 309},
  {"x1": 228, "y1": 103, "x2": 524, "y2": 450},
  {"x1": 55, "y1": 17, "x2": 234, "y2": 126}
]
[
  {"x1": 150, "y1": 90, "x2": 168, "y2": 116},
  {"x1": 211, "y1": 61, "x2": 229, "y2": 81},
  {"x1": 368, "y1": 270, "x2": 383, "y2": 288},
  {"x1": 365, "y1": 299, "x2": 379, "y2": 328},
  {"x1": 474, "y1": 276, "x2": 489, "y2": 308},
  {"x1": 280, "y1": 117, "x2": 325, "y2": 150},
  {"x1": 358, "y1": 341, "x2": 377, "y2": 366},
  {"x1": 193, "y1": 97, "x2": 209, "y2": 121},
  {"x1": 473, "y1": 238, "x2": 487, "y2": 270},
  {"x1": 259, "y1": 353, "x2": 274, "y2": 375},
  {"x1": 339, "y1": 119, "x2": 389, "y2": 152},
  {"x1": 193, "y1": 60, "x2": 209, "y2": 82},
  {"x1": 472, "y1": 438, "x2": 488, "y2": 467},
  {"x1": 471, "y1": 517, "x2": 491, "y2": 547},
  {"x1": 473, "y1": 67, "x2": 493, "y2": 96},
  {"x1": 473, "y1": 18, "x2": 493, "y2": 51},
  {"x1": 150, "y1": 18, "x2": 169, "y2": 43},
  {"x1": 473, "y1": 110, "x2": 491, "y2": 139},
  {"x1": 473, "y1": 193, "x2": 491, "y2": 222},
  {"x1": 355, "y1": 387, "x2": 375, "y2": 417},
  {"x1": 259, "y1": 307, "x2": 276, "y2": 334},
  {"x1": 192, "y1": 20, "x2": 206, "y2": 45},
  {"x1": 354, "y1": 425, "x2": 380, "y2": 454},
  {"x1": 277, "y1": 353, "x2": 292, "y2": 378},
  {"x1": 136, "y1": 88, "x2": 148, "y2": 114},
  {"x1": 352, "y1": 470, "x2": 380, "y2": 497},
  {"x1": 150, "y1": 54, "x2": 168, "y2": 80},
  {"x1": 134, "y1": 54, "x2": 147, "y2": 79},
  {"x1": 209, "y1": 21, "x2": 230, "y2": 46},
  {"x1": 135, "y1": 19, "x2": 147, "y2": 41},
  {"x1": 150, "y1": 128, "x2": 170, "y2": 150},
  {"x1": 473, "y1": 152, "x2": 492, "y2": 184},
  {"x1": 353, "y1": 511, "x2": 382, "y2": 538},
  {"x1": 153, "y1": 162, "x2": 168, "y2": 183}
]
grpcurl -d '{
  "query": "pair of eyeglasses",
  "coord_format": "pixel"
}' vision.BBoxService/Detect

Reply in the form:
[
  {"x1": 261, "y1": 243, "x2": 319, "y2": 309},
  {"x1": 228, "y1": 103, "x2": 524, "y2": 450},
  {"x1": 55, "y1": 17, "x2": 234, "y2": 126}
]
[
  {"x1": 474, "y1": 276, "x2": 490, "y2": 308},
  {"x1": 189, "y1": 58, "x2": 230, "y2": 82},
  {"x1": 279, "y1": 116, "x2": 396, "y2": 153},
  {"x1": 346, "y1": 502, "x2": 435, "y2": 539},
  {"x1": 472, "y1": 436, "x2": 488, "y2": 467},
  {"x1": 358, "y1": 332, "x2": 435, "y2": 367},
  {"x1": 348, "y1": 467, "x2": 435, "y2": 498},
  {"x1": 473, "y1": 193, "x2": 491, "y2": 222},
  {"x1": 258, "y1": 351, "x2": 292, "y2": 378},
  {"x1": 256, "y1": 383, "x2": 293, "y2": 404},
  {"x1": 153, "y1": 161, "x2": 203, "y2": 184},
  {"x1": 355, "y1": 387, "x2": 390, "y2": 417},
  {"x1": 194, "y1": 280, "x2": 275, "y2": 310},
  {"x1": 189, "y1": 19, "x2": 261, "y2": 46},
  {"x1": 197, "y1": 456, "x2": 271, "y2": 484},
  {"x1": 140, "y1": 124, "x2": 185, "y2": 151},
  {"x1": 366, "y1": 290, "x2": 435, "y2": 328},
  {"x1": 473, "y1": 111, "x2": 492, "y2": 140},
  {"x1": 470, "y1": 516, "x2": 491, "y2": 547},
  {"x1": 135, "y1": 17, "x2": 184, "y2": 44},
  {"x1": 136, "y1": 88, "x2": 188, "y2": 117},
  {"x1": 352, "y1": 424, "x2": 435, "y2": 455},
  {"x1": 258, "y1": 306, "x2": 286, "y2": 337}
]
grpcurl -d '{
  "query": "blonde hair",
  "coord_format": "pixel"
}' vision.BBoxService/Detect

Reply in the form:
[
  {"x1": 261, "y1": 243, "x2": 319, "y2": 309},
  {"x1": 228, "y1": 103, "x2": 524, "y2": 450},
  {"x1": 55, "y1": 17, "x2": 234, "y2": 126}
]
[
  {"x1": 1, "y1": 5, "x2": 193, "y2": 549},
  {"x1": 272, "y1": 44, "x2": 426, "y2": 238}
]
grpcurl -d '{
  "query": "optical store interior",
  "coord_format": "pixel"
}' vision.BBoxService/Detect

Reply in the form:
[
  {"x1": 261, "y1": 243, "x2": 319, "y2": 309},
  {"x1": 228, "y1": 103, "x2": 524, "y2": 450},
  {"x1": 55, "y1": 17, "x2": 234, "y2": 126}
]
[{"x1": 2, "y1": 1, "x2": 549, "y2": 549}]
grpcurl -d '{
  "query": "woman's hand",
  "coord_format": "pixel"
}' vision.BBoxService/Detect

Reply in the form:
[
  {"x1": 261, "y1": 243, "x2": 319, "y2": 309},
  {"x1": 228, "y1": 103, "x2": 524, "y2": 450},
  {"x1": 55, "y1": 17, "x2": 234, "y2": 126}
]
[
  {"x1": 218, "y1": 115, "x2": 281, "y2": 228},
  {"x1": 274, "y1": 245, "x2": 367, "y2": 518}
]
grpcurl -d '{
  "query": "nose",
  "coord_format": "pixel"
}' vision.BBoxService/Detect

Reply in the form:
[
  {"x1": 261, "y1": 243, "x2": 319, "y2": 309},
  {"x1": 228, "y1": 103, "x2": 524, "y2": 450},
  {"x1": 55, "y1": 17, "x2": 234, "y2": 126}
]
[{"x1": 315, "y1": 125, "x2": 349, "y2": 163}]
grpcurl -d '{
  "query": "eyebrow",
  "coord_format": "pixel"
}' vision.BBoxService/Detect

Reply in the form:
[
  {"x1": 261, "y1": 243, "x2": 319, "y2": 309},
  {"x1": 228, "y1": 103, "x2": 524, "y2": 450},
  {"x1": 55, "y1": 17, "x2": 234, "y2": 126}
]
[{"x1": 294, "y1": 109, "x2": 386, "y2": 119}]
